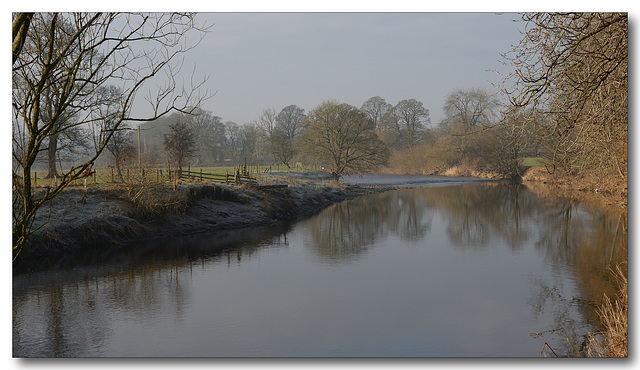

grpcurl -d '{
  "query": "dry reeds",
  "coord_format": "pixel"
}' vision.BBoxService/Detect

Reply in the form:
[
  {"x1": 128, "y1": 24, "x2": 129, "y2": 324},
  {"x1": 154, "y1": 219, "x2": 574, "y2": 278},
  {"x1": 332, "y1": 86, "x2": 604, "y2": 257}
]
[{"x1": 587, "y1": 263, "x2": 628, "y2": 357}]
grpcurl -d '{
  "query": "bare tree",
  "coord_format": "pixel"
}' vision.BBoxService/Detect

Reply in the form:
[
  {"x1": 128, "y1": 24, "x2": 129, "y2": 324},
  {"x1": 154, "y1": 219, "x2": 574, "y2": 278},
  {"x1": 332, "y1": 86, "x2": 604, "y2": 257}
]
[
  {"x1": 394, "y1": 99, "x2": 429, "y2": 136},
  {"x1": 271, "y1": 105, "x2": 306, "y2": 167},
  {"x1": 442, "y1": 88, "x2": 498, "y2": 128},
  {"x1": 225, "y1": 121, "x2": 243, "y2": 163},
  {"x1": 381, "y1": 98, "x2": 430, "y2": 149},
  {"x1": 255, "y1": 108, "x2": 278, "y2": 163},
  {"x1": 360, "y1": 96, "x2": 392, "y2": 132},
  {"x1": 183, "y1": 108, "x2": 226, "y2": 164},
  {"x1": 303, "y1": 100, "x2": 390, "y2": 179},
  {"x1": 12, "y1": 12, "x2": 210, "y2": 258},
  {"x1": 164, "y1": 119, "x2": 197, "y2": 175},
  {"x1": 275, "y1": 105, "x2": 306, "y2": 141},
  {"x1": 91, "y1": 85, "x2": 135, "y2": 180},
  {"x1": 500, "y1": 12, "x2": 627, "y2": 179},
  {"x1": 257, "y1": 108, "x2": 277, "y2": 139},
  {"x1": 438, "y1": 88, "x2": 500, "y2": 167}
]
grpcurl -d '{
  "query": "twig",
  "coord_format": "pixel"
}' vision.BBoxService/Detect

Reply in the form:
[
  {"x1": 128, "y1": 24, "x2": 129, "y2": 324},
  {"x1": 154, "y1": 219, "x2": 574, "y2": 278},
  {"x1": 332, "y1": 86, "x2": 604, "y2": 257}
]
[{"x1": 541, "y1": 342, "x2": 559, "y2": 357}]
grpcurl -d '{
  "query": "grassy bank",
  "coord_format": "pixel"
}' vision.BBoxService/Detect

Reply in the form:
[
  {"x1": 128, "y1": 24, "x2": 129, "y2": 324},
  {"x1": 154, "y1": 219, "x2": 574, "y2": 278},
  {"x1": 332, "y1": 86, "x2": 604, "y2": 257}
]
[{"x1": 14, "y1": 175, "x2": 389, "y2": 272}]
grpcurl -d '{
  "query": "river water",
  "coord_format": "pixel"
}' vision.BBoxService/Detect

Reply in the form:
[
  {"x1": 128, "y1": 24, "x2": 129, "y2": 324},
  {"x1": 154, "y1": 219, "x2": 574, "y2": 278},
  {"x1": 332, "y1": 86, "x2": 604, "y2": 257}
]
[{"x1": 12, "y1": 175, "x2": 627, "y2": 357}]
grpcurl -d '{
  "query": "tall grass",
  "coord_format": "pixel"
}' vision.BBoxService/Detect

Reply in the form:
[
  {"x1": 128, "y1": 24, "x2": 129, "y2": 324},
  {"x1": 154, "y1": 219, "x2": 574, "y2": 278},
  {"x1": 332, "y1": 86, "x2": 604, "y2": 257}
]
[{"x1": 587, "y1": 263, "x2": 628, "y2": 357}]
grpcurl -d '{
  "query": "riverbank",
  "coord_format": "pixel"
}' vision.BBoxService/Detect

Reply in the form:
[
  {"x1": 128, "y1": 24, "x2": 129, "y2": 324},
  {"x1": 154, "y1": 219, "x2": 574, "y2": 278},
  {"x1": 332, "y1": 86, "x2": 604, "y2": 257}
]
[
  {"x1": 521, "y1": 167, "x2": 628, "y2": 357},
  {"x1": 522, "y1": 166, "x2": 628, "y2": 210},
  {"x1": 14, "y1": 178, "x2": 392, "y2": 272}
]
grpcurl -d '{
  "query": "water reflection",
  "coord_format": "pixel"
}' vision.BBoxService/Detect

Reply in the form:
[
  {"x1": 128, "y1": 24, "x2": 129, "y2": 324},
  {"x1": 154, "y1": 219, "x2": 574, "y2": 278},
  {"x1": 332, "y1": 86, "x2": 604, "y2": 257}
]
[
  {"x1": 302, "y1": 183, "x2": 625, "y2": 275},
  {"x1": 302, "y1": 191, "x2": 432, "y2": 262},
  {"x1": 13, "y1": 183, "x2": 627, "y2": 357},
  {"x1": 13, "y1": 224, "x2": 291, "y2": 357},
  {"x1": 299, "y1": 183, "x2": 626, "y2": 355},
  {"x1": 302, "y1": 183, "x2": 543, "y2": 258}
]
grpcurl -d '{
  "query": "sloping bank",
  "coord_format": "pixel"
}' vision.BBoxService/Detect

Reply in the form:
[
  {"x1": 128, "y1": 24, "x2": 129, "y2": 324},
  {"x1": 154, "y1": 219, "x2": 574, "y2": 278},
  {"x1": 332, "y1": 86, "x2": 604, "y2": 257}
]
[{"x1": 14, "y1": 180, "x2": 389, "y2": 270}]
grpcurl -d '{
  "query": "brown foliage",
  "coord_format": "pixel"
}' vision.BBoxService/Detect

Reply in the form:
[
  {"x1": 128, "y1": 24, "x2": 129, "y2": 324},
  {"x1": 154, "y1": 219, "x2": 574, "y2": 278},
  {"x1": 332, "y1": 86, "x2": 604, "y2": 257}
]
[
  {"x1": 501, "y1": 13, "x2": 627, "y2": 180},
  {"x1": 522, "y1": 166, "x2": 627, "y2": 208},
  {"x1": 587, "y1": 263, "x2": 628, "y2": 357}
]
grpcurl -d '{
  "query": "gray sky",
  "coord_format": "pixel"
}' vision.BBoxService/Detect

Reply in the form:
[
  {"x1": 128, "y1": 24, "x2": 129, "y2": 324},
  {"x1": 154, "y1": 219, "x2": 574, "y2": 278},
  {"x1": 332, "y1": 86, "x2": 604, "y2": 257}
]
[{"x1": 181, "y1": 12, "x2": 525, "y2": 126}]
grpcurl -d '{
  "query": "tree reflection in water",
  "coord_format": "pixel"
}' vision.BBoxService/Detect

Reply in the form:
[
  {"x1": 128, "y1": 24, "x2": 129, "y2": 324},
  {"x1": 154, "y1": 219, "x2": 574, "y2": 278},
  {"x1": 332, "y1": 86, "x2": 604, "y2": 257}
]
[
  {"x1": 13, "y1": 183, "x2": 626, "y2": 357},
  {"x1": 302, "y1": 190, "x2": 432, "y2": 262},
  {"x1": 12, "y1": 224, "x2": 292, "y2": 357},
  {"x1": 301, "y1": 183, "x2": 626, "y2": 356}
]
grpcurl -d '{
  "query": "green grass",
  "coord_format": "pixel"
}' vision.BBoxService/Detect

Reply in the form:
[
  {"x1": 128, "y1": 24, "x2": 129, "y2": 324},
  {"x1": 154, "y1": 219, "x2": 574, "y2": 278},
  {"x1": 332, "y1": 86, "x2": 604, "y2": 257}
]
[
  {"x1": 520, "y1": 157, "x2": 545, "y2": 167},
  {"x1": 26, "y1": 164, "x2": 322, "y2": 189},
  {"x1": 186, "y1": 166, "x2": 236, "y2": 176}
]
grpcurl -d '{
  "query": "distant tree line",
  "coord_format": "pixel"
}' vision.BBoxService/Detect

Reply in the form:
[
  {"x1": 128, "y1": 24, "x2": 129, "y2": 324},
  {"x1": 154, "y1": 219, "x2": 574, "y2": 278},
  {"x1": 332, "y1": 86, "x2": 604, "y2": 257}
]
[
  {"x1": 120, "y1": 95, "x2": 441, "y2": 179},
  {"x1": 131, "y1": 100, "x2": 395, "y2": 179},
  {"x1": 103, "y1": 88, "x2": 527, "y2": 180},
  {"x1": 380, "y1": 87, "x2": 516, "y2": 177}
]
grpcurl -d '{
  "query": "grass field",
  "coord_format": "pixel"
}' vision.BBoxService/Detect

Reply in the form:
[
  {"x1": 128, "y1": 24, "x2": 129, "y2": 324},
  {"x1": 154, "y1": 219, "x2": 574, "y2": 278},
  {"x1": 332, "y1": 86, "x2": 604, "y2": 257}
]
[
  {"x1": 27, "y1": 164, "x2": 321, "y2": 188},
  {"x1": 520, "y1": 157, "x2": 545, "y2": 167}
]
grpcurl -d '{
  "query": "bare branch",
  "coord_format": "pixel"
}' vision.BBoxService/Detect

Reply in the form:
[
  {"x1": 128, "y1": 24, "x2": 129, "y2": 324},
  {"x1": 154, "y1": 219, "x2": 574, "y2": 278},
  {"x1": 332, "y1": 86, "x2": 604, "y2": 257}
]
[{"x1": 12, "y1": 12, "x2": 212, "y2": 258}]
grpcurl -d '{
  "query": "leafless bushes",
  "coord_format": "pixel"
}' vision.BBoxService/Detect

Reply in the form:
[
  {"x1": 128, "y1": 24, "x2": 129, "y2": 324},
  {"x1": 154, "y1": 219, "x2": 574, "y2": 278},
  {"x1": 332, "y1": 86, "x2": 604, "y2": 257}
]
[
  {"x1": 500, "y1": 13, "x2": 627, "y2": 181},
  {"x1": 384, "y1": 124, "x2": 522, "y2": 179}
]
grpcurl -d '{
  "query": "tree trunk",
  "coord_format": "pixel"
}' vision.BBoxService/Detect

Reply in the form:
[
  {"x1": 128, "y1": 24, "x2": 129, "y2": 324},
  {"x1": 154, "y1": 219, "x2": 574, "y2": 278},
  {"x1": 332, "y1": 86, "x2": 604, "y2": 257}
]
[
  {"x1": 47, "y1": 134, "x2": 58, "y2": 179},
  {"x1": 14, "y1": 160, "x2": 34, "y2": 259}
]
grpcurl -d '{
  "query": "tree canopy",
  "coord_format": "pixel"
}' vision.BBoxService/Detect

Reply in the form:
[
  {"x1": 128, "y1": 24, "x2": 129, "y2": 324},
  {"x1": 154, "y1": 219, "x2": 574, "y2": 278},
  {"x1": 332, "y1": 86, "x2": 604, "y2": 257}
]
[{"x1": 303, "y1": 101, "x2": 389, "y2": 178}]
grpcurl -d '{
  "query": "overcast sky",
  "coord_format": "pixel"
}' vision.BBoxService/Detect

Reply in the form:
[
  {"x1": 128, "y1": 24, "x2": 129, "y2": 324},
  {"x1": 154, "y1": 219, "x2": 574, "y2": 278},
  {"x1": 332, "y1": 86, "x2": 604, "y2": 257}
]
[{"x1": 178, "y1": 12, "x2": 525, "y2": 126}]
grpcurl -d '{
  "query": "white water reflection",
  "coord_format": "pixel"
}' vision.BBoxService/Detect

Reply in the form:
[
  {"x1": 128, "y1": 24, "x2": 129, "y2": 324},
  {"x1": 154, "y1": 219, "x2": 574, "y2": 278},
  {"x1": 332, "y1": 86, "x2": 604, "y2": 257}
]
[{"x1": 342, "y1": 173, "x2": 495, "y2": 187}]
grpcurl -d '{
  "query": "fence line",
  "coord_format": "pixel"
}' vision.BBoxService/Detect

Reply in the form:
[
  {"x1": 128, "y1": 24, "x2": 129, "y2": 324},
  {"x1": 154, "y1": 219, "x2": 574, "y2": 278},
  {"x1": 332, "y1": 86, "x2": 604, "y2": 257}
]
[
  {"x1": 23, "y1": 164, "x2": 268, "y2": 189},
  {"x1": 180, "y1": 163, "x2": 257, "y2": 185}
]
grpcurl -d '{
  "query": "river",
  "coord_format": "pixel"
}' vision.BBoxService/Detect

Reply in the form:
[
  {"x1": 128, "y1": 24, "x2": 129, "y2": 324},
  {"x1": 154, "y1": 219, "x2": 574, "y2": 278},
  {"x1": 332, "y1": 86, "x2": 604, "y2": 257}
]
[{"x1": 12, "y1": 175, "x2": 627, "y2": 357}]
